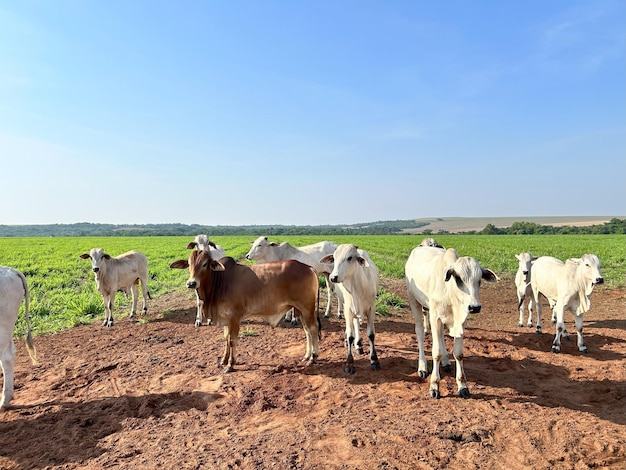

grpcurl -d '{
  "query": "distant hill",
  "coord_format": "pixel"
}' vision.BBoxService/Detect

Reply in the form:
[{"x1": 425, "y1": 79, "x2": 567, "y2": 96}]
[{"x1": 0, "y1": 216, "x2": 623, "y2": 237}]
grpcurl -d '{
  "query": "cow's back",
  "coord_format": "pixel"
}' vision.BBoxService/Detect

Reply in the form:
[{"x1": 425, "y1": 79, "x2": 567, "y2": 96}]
[
  {"x1": 405, "y1": 246, "x2": 451, "y2": 306},
  {"x1": 531, "y1": 256, "x2": 564, "y2": 300},
  {"x1": 0, "y1": 267, "x2": 24, "y2": 325}
]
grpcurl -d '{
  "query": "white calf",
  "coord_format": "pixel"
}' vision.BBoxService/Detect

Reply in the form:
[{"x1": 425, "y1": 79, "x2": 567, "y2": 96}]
[
  {"x1": 530, "y1": 254, "x2": 604, "y2": 354},
  {"x1": 405, "y1": 246, "x2": 498, "y2": 399},
  {"x1": 246, "y1": 236, "x2": 343, "y2": 320},
  {"x1": 515, "y1": 252, "x2": 536, "y2": 328},
  {"x1": 80, "y1": 248, "x2": 150, "y2": 327},
  {"x1": 1, "y1": 267, "x2": 37, "y2": 409},
  {"x1": 320, "y1": 244, "x2": 380, "y2": 373}
]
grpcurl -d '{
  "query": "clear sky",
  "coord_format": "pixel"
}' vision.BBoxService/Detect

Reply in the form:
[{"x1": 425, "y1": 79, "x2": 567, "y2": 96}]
[{"x1": 1, "y1": 0, "x2": 624, "y2": 226}]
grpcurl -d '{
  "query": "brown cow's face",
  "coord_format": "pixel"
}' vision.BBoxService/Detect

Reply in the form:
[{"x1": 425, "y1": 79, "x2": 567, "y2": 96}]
[{"x1": 186, "y1": 250, "x2": 225, "y2": 290}]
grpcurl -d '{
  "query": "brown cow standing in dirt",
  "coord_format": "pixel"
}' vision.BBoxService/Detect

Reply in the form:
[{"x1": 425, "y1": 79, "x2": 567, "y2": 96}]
[{"x1": 170, "y1": 250, "x2": 321, "y2": 372}]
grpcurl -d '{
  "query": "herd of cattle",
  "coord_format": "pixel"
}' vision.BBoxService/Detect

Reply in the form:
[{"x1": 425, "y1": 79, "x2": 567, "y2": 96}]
[{"x1": 0, "y1": 234, "x2": 604, "y2": 407}]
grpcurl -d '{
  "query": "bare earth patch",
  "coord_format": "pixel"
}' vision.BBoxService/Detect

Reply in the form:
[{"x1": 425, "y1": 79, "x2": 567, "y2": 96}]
[{"x1": 2, "y1": 280, "x2": 625, "y2": 469}]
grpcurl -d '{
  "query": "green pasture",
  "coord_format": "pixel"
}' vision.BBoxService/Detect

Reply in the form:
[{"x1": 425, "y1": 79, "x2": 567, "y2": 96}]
[{"x1": 1, "y1": 234, "x2": 623, "y2": 336}]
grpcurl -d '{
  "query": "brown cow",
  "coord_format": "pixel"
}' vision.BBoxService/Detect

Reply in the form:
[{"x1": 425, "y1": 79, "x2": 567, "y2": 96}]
[{"x1": 170, "y1": 250, "x2": 321, "y2": 372}]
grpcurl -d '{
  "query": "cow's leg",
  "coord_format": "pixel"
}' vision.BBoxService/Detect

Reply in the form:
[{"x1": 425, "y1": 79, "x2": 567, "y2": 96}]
[
  {"x1": 534, "y1": 292, "x2": 543, "y2": 334},
  {"x1": 422, "y1": 307, "x2": 430, "y2": 335},
  {"x1": 220, "y1": 326, "x2": 231, "y2": 370},
  {"x1": 195, "y1": 292, "x2": 203, "y2": 327},
  {"x1": 428, "y1": 316, "x2": 444, "y2": 399},
  {"x1": 103, "y1": 293, "x2": 114, "y2": 327},
  {"x1": 299, "y1": 308, "x2": 319, "y2": 365},
  {"x1": 440, "y1": 330, "x2": 451, "y2": 373},
  {"x1": 453, "y1": 336, "x2": 470, "y2": 398},
  {"x1": 551, "y1": 303, "x2": 565, "y2": 353},
  {"x1": 366, "y1": 309, "x2": 380, "y2": 371},
  {"x1": 223, "y1": 321, "x2": 240, "y2": 373},
  {"x1": 344, "y1": 308, "x2": 356, "y2": 374},
  {"x1": 129, "y1": 281, "x2": 139, "y2": 318},
  {"x1": 574, "y1": 314, "x2": 587, "y2": 354},
  {"x1": 527, "y1": 295, "x2": 535, "y2": 328},
  {"x1": 139, "y1": 279, "x2": 148, "y2": 316},
  {"x1": 324, "y1": 276, "x2": 333, "y2": 318},
  {"x1": 0, "y1": 338, "x2": 15, "y2": 409},
  {"x1": 407, "y1": 291, "x2": 428, "y2": 378},
  {"x1": 517, "y1": 290, "x2": 525, "y2": 327}
]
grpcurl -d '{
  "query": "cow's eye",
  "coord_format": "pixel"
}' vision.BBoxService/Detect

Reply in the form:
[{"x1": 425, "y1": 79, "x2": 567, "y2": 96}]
[
  {"x1": 201, "y1": 262, "x2": 208, "y2": 268},
  {"x1": 347, "y1": 256, "x2": 352, "y2": 261}
]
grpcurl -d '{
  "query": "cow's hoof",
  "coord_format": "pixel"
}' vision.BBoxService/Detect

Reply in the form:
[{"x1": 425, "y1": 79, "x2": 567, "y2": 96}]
[
  {"x1": 418, "y1": 370, "x2": 428, "y2": 379},
  {"x1": 527, "y1": 323, "x2": 533, "y2": 328},
  {"x1": 429, "y1": 389, "x2": 441, "y2": 399},
  {"x1": 357, "y1": 346, "x2": 365, "y2": 355},
  {"x1": 370, "y1": 361, "x2": 381, "y2": 371},
  {"x1": 194, "y1": 320, "x2": 202, "y2": 327},
  {"x1": 459, "y1": 388, "x2": 471, "y2": 399},
  {"x1": 443, "y1": 364, "x2": 452, "y2": 373},
  {"x1": 103, "y1": 320, "x2": 113, "y2": 327},
  {"x1": 551, "y1": 345, "x2": 560, "y2": 353},
  {"x1": 222, "y1": 366, "x2": 234, "y2": 373},
  {"x1": 535, "y1": 327, "x2": 542, "y2": 334},
  {"x1": 518, "y1": 322, "x2": 523, "y2": 327},
  {"x1": 580, "y1": 348, "x2": 588, "y2": 355},
  {"x1": 290, "y1": 319, "x2": 298, "y2": 327},
  {"x1": 344, "y1": 365, "x2": 356, "y2": 375}
]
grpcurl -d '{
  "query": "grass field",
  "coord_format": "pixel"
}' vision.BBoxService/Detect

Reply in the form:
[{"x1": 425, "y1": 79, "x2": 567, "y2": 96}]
[{"x1": 1, "y1": 234, "x2": 623, "y2": 336}]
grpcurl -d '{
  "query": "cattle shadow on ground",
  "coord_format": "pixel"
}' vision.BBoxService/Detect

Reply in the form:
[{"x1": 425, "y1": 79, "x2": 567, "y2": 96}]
[
  {"x1": 0, "y1": 391, "x2": 218, "y2": 469},
  {"x1": 466, "y1": 356, "x2": 626, "y2": 426},
  {"x1": 586, "y1": 318, "x2": 626, "y2": 330},
  {"x1": 474, "y1": 328, "x2": 626, "y2": 361}
]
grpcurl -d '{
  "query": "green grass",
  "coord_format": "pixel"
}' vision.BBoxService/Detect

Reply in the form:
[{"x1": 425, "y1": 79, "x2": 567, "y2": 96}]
[{"x1": 1, "y1": 234, "x2": 623, "y2": 337}]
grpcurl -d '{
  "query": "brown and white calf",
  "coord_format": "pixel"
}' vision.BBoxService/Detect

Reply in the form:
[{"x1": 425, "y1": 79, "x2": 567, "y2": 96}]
[
  {"x1": 170, "y1": 250, "x2": 320, "y2": 372},
  {"x1": 80, "y1": 248, "x2": 150, "y2": 327},
  {"x1": 405, "y1": 246, "x2": 498, "y2": 399},
  {"x1": 1, "y1": 266, "x2": 37, "y2": 409}
]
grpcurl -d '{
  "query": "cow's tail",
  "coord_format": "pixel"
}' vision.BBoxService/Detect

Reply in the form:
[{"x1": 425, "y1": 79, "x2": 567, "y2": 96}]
[
  {"x1": 518, "y1": 294, "x2": 525, "y2": 310},
  {"x1": 17, "y1": 269, "x2": 37, "y2": 365}
]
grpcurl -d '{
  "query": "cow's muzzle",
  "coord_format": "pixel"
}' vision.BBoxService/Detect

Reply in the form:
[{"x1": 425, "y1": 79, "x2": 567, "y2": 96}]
[
  {"x1": 330, "y1": 275, "x2": 339, "y2": 283},
  {"x1": 469, "y1": 305, "x2": 481, "y2": 314},
  {"x1": 92, "y1": 267, "x2": 99, "y2": 273},
  {"x1": 186, "y1": 281, "x2": 197, "y2": 289},
  {"x1": 595, "y1": 277, "x2": 604, "y2": 285}
]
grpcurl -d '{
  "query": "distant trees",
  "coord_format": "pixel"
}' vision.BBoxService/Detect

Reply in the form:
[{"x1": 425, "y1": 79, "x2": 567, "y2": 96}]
[{"x1": 476, "y1": 218, "x2": 626, "y2": 235}]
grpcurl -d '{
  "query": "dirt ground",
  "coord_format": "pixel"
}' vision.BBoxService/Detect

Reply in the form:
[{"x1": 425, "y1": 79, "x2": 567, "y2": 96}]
[{"x1": 1, "y1": 277, "x2": 625, "y2": 469}]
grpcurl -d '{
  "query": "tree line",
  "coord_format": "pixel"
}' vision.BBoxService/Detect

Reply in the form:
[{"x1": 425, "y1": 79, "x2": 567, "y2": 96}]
[{"x1": 0, "y1": 219, "x2": 623, "y2": 237}]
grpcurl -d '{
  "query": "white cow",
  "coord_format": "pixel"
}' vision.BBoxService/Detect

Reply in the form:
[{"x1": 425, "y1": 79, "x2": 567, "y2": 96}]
[
  {"x1": 1, "y1": 266, "x2": 37, "y2": 409},
  {"x1": 405, "y1": 246, "x2": 498, "y2": 399},
  {"x1": 80, "y1": 248, "x2": 150, "y2": 327},
  {"x1": 246, "y1": 236, "x2": 343, "y2": 320},
  {"x1": 530, "y1": 254, "x2": 604, "y2": 354},
  {"x1": 320, "y1": 244, "x2": 380, "y2": 373},
  {"x1": 187, "y1": 234, "x2": 226, "y2": 259},
  {"x1": 187, "y1": 235, "x2": 226, "y2": 326},
  {"x1": 418, "y1": 238, "x2": 445, "y2": 334},
  {"x1": 515, "y1": 252, "x2": 537, "y2": 328}
]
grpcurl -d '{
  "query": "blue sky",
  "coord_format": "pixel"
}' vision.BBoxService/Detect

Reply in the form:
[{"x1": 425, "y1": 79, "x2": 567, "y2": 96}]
[{"x1": 1, "y1": 0, "x2": 624, "y2": 226}]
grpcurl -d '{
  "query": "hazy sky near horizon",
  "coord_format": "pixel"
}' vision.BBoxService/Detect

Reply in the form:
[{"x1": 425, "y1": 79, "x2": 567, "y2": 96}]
[{"x1": 1, "y1": 1, "x2": 624, "y2": 226}]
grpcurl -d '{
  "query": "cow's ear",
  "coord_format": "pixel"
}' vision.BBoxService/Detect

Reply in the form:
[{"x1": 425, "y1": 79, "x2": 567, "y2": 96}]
[
  {"x1": 357, "y1": 256, "x2": 368, "y2": 267},
  {"x1": 210, "y1": 260, "x2": 225, "y2": 272},
  {"x1": 444, "y1": 267, "x2": 456, "y2": 282},
  {"x1": 319, "y1": 254, "x2": 334, "y2": 264},
  {"x1": 170, "y1": 260, "x2": 189, "y2": 269},
  {"x1": 103, "y1": 254, "x2": 111, "y2": 259},
  {"x1": 531, "y1": 256, "x2": 537, "y2": 261},
  {"x1": 269, "y1": 242, "x2": 279, "y2": 247},
  {"x1": 79, "y1": 253, "x2": 90, "y2": 259},
  {"x1": 187, "y1": 242, "x2": 198, "y2": 250},
  {"x1": 481, "y1": 268, "x2": 499, "y2": 283},
  {"x1": 208, "y1": 241, "x2": 217, "y2": 248},
  {"x1": 515, "y1": 254, "x2": 521, "y2": 261}
]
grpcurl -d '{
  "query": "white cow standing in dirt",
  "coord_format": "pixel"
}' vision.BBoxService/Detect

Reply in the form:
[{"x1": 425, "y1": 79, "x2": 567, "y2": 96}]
[
  {"x1": 1, "y1": 266, "x2": 37, "y2": 409},
  {"x1": 515, "y1": 252, "x2": 537, "y2": 328},
  {"x1": 246, "y1": 236, "x2": 343, "y2": 320},
  {"x1": 320, "y1": 244, "x2": 380, "y2": 374},
  {"x1": 80, "y1": 248, "x2": 150, "y2": 327},
  {"x1": 187, "y1": 235, "x2": 226, "y2": 326},
  {"x1": 530, "y1": 254, "x2": 604, "y2": 354},
  {"x1": 405, "y1": 245, "x2": 498, "y2": 399}
]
